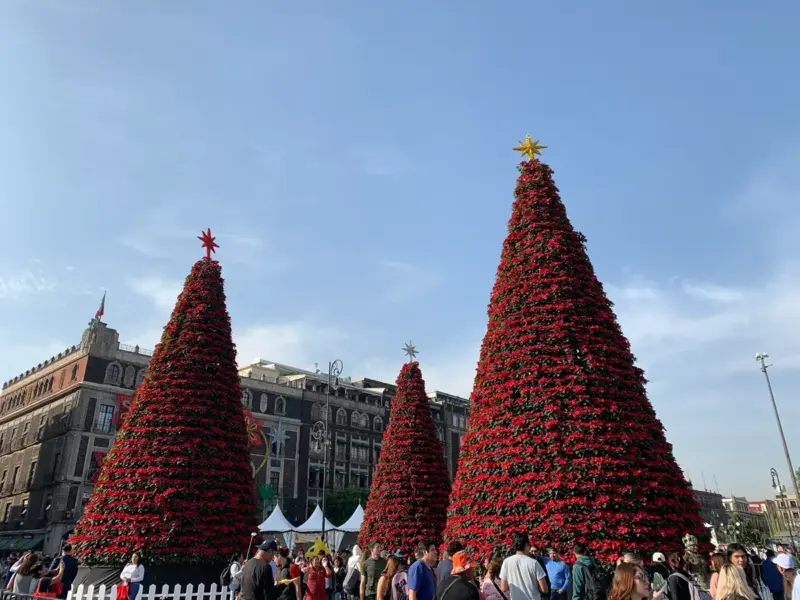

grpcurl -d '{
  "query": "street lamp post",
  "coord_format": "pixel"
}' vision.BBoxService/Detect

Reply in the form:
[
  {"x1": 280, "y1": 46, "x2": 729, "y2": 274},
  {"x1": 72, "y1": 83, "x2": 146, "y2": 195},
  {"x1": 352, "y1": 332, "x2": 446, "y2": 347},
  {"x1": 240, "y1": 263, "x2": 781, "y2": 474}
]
[
  {"x1": 756, "y1": 354, "x2": 800, "y2": 496},
  {"x1": 771, "y1": 467, "x2": 798, "y2": 552},
  {"x1": 311, "y1": 359, "x2": 343, "y2": 544}
]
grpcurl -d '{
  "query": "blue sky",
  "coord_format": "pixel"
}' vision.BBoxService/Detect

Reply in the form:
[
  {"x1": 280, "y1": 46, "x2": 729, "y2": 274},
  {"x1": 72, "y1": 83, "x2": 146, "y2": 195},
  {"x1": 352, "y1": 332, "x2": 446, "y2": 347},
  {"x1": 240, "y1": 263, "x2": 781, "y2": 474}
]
[{"x1": 1, "y1": 0, "x2": 799, "y2": 500}]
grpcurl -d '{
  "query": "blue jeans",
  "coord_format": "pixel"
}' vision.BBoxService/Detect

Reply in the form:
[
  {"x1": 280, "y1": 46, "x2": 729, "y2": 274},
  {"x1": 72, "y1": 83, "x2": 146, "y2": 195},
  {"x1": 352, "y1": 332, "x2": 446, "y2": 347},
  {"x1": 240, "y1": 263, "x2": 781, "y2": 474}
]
[
  {"x1": 129, "y1": 582, "x2": 141, "y2": 600},
  {"x1": 229, "y1": 583, "x2": 240, "y2": 600}
]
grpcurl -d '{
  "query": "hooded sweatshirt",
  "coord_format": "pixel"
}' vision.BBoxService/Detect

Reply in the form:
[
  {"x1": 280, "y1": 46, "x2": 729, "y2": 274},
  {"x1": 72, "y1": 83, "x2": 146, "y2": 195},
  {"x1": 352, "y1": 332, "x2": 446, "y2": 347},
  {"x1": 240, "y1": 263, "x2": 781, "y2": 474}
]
[
  {"x1": 571, "y1": 556, "x2": 596, "y2": 600},
  {"x1": 347, "y1": 546, "x2": 362, "y2": 572}
]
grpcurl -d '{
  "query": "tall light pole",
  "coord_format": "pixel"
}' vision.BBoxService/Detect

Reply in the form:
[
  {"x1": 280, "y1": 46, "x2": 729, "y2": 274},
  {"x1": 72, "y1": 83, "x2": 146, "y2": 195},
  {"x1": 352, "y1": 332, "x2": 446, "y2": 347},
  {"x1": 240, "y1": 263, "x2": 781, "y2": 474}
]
[
  {"x1": 311, "y1": 359, "x2": 343, "y2": 544},
  {"x1": 755, "y1": 353, "x2": 800, "y2": 499},
  {"x1": 771, "y1": 467, "x2": 797, "y2": 552}
]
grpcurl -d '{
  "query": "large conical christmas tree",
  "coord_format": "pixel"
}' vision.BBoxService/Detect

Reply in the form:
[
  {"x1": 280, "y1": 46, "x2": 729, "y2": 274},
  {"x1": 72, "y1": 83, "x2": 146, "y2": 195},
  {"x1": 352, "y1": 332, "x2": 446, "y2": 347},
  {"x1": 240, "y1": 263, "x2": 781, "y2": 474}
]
[
  {"x1": 72, "y1": 230, "x2": 257, "y2": 566},
  {"x1": 444, "y1": 137, "x2": 703, "y2": 562},
  {"x1": 359, "y1": 345, "x2": 451, "y2": 553}
]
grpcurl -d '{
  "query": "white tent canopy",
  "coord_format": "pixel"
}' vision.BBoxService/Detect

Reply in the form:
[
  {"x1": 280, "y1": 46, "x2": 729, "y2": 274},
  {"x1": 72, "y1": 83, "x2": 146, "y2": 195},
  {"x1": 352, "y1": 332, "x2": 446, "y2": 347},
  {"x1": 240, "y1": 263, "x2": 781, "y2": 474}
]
[
  {"x1": 332, "y1": 503, "x2": 364, "y2": 552},
  {"x1": 335, "y1": 503, "x2": 364, "y2": 532},
  {"x1": 295, "y1": 504, "x2": 337, "y2": 533},
  {"x1": 258, "y1": 505, "x2": 296, "y2": 549}
]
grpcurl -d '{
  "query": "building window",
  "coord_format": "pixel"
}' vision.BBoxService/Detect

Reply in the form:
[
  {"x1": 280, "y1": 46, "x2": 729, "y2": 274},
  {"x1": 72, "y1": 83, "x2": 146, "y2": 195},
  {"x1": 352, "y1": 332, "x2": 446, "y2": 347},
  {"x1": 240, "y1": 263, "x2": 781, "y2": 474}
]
[
  {"x1": 336, "y1": 408, "x2": 347, "y2": 425},
  {"x1": 260, "y1": 394, "x2": 269, "y2": 413},
  {"x1": 135, "y1": 369, "x2": 146, "y2": 386},
  {"x1": 334, "y1": 469, "x2": 345, "y2": 489},
  {"x1": 74, "y1": 436, "x2": 89, "y2": 478},
  {"x1": 2, "y1": 503, "x2": 10, "y2": 522},
  {"x1": 95, "y1": 405, "x2": 115, "y2": 433},
  {"x1": 308, "y1": 465, "x2": 324, "y2": 489},
  {"x1": 27, "y1": 461, "x2": 36, "y2": 488},
  {"x1": 269, "y1": 471, "x2": 281, "y2": 494},
  {"x1": 241, "y1": 389, "x2": 252, "y2": 408},
  {"x1": 50, "y1": 452, "x2": 61, "y2": 481},
  {"x1": 10, "y1": 466, "x2": 19, "y2": 490},
  {"x1": 43, "y1": 494, "x2": 53, "y2": 518},
  {"x1": 351, "y1": 442, "x2": 369, "y2": 463},
  {"x1": 70, "y1": 365, "x2": 78, "y2": 382},
  {"x1": 0, "y1": 470, "x2": 6, "y2": 490},
  {"x1": 373, "y1": 416, "x2": 383, "y2": 432},
  {"x1": 275, "y1": 396, "x2": 286, "y2": 415},
  {"x1": 59, "y1": 370, "x2": 66, "y2": 388},
  {"x1": 359, "y1": 413, "x2": 368, "y2": 429},
  {"x1": 22, "y1": 421, "x2": 30, "y2": 443},
  {"x1": 350, "y1": 411, "x2": 359, "y2": 428},
  {"x1": 37, "y1": 415, "x2": 46, "y2": 440},
  {"x1": 20, "y1": 498, "x2": 28, "y2": 519},
  {"x1": 104, "y1": 363, "x2": 122, "y2": 385}
]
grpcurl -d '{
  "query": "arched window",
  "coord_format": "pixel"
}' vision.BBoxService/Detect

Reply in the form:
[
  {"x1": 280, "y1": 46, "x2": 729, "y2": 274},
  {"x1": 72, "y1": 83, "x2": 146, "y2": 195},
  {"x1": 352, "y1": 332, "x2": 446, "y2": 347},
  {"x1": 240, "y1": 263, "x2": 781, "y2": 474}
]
[
  {"x1": 275, "y1": 396, "x2": 286, "y2": 416},
  {"x1": 373, "y1": 416, "x2": 384, "y2": 432},
  {"x1": 336, "y1": 408, "x2": 347, "y2": 425},
  {"x1": 350, "y1": 411, "x2": 359, "y2": 427},
  {"x1": 135, "y1": 369, "x2": 146, "y2": 386},
  {"x1": 241, "y1": 389, "x2": 252, "y2": 408},
  {"x1": 105, "y1": 363, "x2": 122, "y2": 385},
  {"x1": 359, "y1": 413, "x2": 368, "y2": 428},
  {"x1": 260, "y1": 394, "x2": 269, "y2": 413}
]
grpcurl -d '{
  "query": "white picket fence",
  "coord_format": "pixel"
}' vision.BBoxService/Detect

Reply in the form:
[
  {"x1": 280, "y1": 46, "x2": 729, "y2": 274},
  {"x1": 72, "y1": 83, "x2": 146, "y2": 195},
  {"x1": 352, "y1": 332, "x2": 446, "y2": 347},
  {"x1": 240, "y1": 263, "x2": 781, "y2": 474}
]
[{"x1": 67, "y1": 583, "x2": 229, "y2": 600}]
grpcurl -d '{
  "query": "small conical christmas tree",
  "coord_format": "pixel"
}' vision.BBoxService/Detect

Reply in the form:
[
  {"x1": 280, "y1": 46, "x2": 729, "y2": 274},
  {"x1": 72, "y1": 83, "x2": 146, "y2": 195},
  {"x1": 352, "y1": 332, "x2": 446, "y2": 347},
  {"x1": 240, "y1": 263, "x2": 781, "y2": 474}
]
[
  {"x1": 359, "y1": 345, "x2": 451, "y2": 553},
  {"x1": 72, "y1": 230, "x2": 257, "y2": 566},
  {"x1": 444, "y1": 137, "x2": 703, "y2": 561}
]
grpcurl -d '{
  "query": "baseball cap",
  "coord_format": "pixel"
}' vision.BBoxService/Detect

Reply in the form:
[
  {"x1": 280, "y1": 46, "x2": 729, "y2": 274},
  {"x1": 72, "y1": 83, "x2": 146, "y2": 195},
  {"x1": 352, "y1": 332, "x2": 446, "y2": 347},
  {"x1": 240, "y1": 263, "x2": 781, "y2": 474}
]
[
  {"x1": 773, "y1": 554, "x2": 796, "y2": 569},
  {"x1": 652, "y1": 553, "x2": 666, "y2": 563},
  {"x1": 258, "y1": 540, "x2": 278, "y2": 552},
  {"x1": 451, "y1": 551, "x2": 477, "y2": 574}
]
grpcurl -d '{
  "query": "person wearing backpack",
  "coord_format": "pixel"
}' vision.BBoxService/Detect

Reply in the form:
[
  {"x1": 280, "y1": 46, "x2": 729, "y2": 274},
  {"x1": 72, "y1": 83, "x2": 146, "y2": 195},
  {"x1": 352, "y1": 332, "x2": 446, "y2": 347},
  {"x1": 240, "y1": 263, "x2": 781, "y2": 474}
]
[
  {"x1": 572, "y1": 543, "x2": 606, "y2": 600},
  {"x1": 666, "y1": 553, "x2": 696, "y2": 600},
  {"x1": 222, "y1": 552, "x2": 245, "y2": 600}
]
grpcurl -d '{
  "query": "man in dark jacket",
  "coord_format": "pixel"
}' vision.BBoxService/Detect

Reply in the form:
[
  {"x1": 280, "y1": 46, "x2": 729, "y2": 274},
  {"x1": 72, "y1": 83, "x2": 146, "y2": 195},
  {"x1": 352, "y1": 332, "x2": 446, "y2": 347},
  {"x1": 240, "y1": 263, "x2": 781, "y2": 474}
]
[
  {"x1": 241, "y1": 541, "x2": 278, "y2": 600},
  {"x1": 49, "y1": 544, "x2": 79, "y2": 599}
]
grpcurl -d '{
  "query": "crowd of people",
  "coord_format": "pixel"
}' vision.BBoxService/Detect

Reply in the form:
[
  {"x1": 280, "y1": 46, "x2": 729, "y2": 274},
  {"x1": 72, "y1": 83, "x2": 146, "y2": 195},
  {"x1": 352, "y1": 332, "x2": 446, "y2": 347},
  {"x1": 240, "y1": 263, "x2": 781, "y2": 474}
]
[{"x1": 229, "y1": 534, "x2": 800, "y2": 600}]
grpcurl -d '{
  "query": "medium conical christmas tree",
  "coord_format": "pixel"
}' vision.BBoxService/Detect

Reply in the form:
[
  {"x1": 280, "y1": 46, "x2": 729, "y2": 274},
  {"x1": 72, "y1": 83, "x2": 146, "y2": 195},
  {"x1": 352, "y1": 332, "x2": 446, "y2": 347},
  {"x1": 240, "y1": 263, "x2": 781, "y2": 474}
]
[
  {"x1": 359, "y1": 346, "x2": 451, "y2": 553},
  {"x1": 444, "y1": 137, "x2": 703, "y2": 561},
  {"x1": 72, "y1": 230, "x2": 257, "y2": 566}
]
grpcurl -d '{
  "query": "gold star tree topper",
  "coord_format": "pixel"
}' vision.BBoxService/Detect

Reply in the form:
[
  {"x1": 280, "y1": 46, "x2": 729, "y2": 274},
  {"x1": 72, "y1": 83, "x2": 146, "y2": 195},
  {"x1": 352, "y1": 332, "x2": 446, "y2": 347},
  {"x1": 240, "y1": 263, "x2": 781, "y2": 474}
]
[{"x1": 513, "y1": 134, "x2": 547, "y2": 160}]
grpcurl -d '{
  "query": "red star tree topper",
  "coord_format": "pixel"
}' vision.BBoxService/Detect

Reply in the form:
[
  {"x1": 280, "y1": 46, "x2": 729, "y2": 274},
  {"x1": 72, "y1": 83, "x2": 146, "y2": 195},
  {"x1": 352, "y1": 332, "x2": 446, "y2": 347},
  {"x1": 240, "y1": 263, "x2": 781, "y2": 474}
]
[
  {"x1": 443, "y1": 138, "x2": 704, "y2": 562},
  {"x1": 359, "y1": 358, "x2": 451, "y2": 553},
  {"x1": 71, "y1": 233, "x2": 257, "y2": 566}
]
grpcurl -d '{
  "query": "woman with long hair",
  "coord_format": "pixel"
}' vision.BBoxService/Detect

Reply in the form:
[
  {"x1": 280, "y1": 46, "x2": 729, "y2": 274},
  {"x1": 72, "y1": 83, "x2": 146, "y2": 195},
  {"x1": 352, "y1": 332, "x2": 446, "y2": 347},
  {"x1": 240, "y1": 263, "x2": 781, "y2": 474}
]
[
  {"x1": 376, "y1": 557, "x2": 401, "y2": 600},
  {"x1": 608, "y1": 563, "x2": 651, "y2": 600},
  {"x1": 120, "y1": 553, "x2": 145, "y2": 600},
  {"x1": 7, "y1": 552, "x2": 39, "y2": 594},
  {"x1": 228, "y1": 552, "x2": 244, "y2": 600},
  {"x1": 480, "y1": 557, "x2": 507, "y2": 600},
  {"x1": 709, "y1": 553, "x2": 727, "y2": 598},
  {"x1": 715, "y1": 564, "x2": 755, "y2": 600}
]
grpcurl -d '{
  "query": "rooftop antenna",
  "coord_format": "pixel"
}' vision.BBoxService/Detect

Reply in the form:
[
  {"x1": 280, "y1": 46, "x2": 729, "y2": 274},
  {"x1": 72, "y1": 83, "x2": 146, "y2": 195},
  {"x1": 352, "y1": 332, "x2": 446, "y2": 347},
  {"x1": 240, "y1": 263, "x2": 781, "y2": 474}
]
[
  {"x1": 713, "y1": 474, "x2": 720, "y2": 494},
  {"x1": 701, "y1": 471, "x2": 708, "y2": 491}
]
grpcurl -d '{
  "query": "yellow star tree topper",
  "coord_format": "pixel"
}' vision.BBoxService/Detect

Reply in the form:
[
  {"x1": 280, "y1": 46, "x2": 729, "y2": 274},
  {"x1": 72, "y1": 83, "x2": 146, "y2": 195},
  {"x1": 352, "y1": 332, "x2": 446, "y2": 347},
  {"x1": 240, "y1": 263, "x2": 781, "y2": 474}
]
[{"x1": 513, "y1": 134, "x2": 547, "y2": 160}]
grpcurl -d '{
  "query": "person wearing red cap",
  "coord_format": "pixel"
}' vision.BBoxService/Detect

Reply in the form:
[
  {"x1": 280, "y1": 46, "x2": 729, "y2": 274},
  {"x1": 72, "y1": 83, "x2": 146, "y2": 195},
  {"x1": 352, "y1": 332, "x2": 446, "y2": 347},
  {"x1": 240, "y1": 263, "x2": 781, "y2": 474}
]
[{"x1": 435, "y1": 552, "x2": 480, "y2": 600}]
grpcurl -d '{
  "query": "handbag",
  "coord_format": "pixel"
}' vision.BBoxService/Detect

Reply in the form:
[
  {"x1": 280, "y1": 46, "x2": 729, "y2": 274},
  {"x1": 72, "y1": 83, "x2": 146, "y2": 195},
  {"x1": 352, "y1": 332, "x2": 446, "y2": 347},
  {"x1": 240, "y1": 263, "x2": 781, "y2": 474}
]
[{"x1": 116, "y1": 584, "x2": 130, "y2": 600}]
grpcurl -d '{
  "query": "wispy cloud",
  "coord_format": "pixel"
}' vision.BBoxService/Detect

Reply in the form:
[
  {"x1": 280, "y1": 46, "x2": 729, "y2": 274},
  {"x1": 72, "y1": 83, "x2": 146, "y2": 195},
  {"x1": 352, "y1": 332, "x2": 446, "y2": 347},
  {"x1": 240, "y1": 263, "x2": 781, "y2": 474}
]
[
  {"x1": 126, "y1": 277, "x2": 182, "y2": 310},
  {"x1": 0, "y1": 272, "x2": 56, "y2": 300}
]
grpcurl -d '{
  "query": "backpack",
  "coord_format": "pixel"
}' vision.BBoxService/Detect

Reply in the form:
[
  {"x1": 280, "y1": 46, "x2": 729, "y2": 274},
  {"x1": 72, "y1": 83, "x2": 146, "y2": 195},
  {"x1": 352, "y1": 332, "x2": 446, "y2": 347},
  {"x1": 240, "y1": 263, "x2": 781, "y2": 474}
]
[
  {"x1": 666, "y1": 573, "x2": 712, "y2": 600},
  {"x1": 392, "y1": 571, "x2": 408, "y2": 600},
  {"x1": 220, "y1": 563, "x2": 232, "y2": 587},
  {"x1": 579, "y1": 564, "x2": 608, "y2": 600},
  {"x1": 344, "y1": 567, "x2": 361, "y2": 596}
]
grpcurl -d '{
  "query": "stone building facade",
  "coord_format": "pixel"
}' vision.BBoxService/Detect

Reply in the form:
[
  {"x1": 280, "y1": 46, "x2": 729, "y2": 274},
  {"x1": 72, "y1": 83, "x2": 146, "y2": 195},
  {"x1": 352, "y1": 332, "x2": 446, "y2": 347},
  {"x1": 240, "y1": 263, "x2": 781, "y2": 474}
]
[{"x1": 0, "y1": 318, "x2": 468, "y2": 555}]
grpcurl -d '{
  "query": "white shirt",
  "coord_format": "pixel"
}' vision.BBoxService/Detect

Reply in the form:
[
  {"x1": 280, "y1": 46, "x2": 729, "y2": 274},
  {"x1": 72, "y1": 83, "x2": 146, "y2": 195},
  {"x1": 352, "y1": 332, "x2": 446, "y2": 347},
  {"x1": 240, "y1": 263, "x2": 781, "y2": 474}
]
[
  {"x1": 121, "y1": 564, "x2": 145, "y2": 583},
  {"x1": 500, "y1": 554, "x2": 547, "y2": 600},
  {"x1": 231, "y1": 562, "x2": 243, "y2": 585}
]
